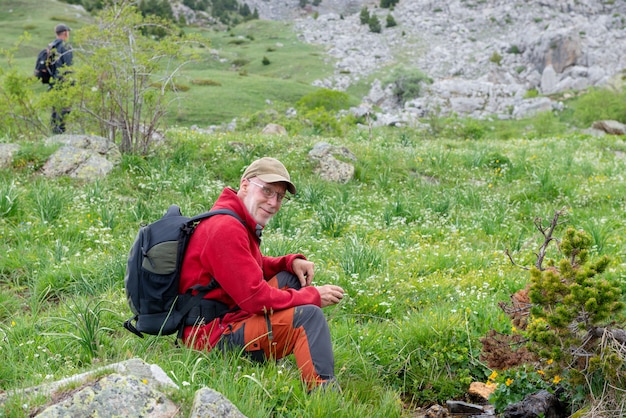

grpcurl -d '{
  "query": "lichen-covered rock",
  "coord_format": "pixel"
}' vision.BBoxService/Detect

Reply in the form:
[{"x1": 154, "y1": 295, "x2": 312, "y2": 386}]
[
  {"x1": 42, "y1": 134, "x2": 121, "y2": 181},
  {"x1": 190, "y1": 388, "x2": 247, "y2": 418},
  {"x1": 308, "y1": 142, "x2": 356, "y2": 184},
  {"x1": 261, "y1": 123, "x2": 288, "y2": 136},
  {"x1": 35, "y1": 373, "x2": 178, "y2": 418}
]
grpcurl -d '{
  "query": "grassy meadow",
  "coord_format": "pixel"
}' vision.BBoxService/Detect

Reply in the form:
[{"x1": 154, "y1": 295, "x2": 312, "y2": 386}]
[
  {"x1": 1, "y1": 126, "x2": 626, "y2": 416},
  {"x1": 1, "y1": 0, "x2": 626, "y2": 416},
  {"x1": 0, "y1": 0, "x2": 342, "y2": 128}
]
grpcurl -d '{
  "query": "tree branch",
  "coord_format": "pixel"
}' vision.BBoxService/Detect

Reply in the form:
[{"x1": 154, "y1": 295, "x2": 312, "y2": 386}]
[
  {"x1": 534, "y1": 209, "x2": 566, "y2": 270},
  {"x1": 504, "y1": 248, "x2": 529, "y2": 271}
]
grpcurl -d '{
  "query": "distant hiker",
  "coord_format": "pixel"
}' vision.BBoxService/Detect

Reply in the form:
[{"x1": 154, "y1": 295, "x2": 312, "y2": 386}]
[
  {"x1": 49, "y1": 23, "x2": 73, "y2": 134},
  {"x1": 179, "y1": 157, "x2": 345, "y2": 392}
]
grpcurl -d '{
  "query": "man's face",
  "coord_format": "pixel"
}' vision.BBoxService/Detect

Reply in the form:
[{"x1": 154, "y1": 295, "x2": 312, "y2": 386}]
[{"x1": 240, "y1": 178, "x2": 287, "y2": 226}]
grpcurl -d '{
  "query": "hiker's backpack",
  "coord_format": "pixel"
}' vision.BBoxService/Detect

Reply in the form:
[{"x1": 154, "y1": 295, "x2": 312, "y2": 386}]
[
  {"x1": 34, "y1": 43, "x2": 57, "y2": 84},
  {"x1": 123, "y1": 205, "x2": 243, "y2": 338}
]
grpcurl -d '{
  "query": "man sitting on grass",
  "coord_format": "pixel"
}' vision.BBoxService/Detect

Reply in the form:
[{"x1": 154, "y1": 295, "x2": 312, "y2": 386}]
[{"x1": 179, "y1": 157, "x2": 345, "y2": 391}]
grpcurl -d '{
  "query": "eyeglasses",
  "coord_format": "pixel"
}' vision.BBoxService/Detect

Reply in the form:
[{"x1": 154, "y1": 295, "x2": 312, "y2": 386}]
[{"x1": 248, "y1": 180, "x2": 289, "y2": 202}]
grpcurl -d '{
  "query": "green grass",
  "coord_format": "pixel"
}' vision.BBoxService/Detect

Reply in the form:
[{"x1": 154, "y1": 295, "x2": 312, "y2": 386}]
[
  {"x1": 2, "y1": 125, "x2": 626, "y2": 416},
  {"x1": 0, "y1": 1, "x2": 334, "y2": 129},
  {"x1": 2, "y1": 1, "x2": 626, "y2": 415},
  {"x1": 170, "y1": 20, "x2": 333, "y2": 126}
]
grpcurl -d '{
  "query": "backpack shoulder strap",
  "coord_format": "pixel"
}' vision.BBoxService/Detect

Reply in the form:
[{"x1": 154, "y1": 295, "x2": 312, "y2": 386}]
[{"x1": 190, "y1": 208, "x2": 244, "y2": 225}]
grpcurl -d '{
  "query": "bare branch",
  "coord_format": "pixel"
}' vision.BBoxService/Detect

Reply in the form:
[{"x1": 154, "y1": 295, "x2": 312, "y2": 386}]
[
  {"x1": 588, "y1": 327, "x2": 626, "y2": 345},
  {"x1": 505, "y1": 248, "x2": 529, "y2": 270},
  {"x1": 534, "y1": 209, "x2": 566, "y2": 270}
]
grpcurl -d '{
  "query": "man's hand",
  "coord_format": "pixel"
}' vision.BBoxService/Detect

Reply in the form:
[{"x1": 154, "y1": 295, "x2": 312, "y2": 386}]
[
  {"x1": 292, "y1": 258, "x2": 315, "y2": 287},
  {"x1": 315, "y1": 285, "x2": 345, "y2": 308}
]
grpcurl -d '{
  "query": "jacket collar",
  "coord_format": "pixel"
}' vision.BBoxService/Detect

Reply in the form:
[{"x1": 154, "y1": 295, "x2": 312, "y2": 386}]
[{"x1": 213, "y1": 187, "x2": 263, "y2": 242}]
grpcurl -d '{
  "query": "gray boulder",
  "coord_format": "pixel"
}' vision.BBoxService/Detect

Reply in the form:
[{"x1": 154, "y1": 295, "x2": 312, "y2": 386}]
[
  {"x1": 261, "y1": 123, "x2": 288, "y2": 136},
  {"x1": 592, "y1": 120, "x2": 626, "y2": 135},
  {"x1": 42, "y1": 134, "x2": 121, "y2": 180},
  {"x1": 308, "y1": 142, "x2": 356, "y2": 184},
  {"x1": 0, "y1": 143, "x2": 20, "y2": 169},
  {"x1": 1, "y1": 358, "x2": 247, "y2": 418},
  {"x1": 191, "y1": 388, "x2": 247, "y2": 418},
  {"x1": 503, "y1": 390, "x2": 568, "y2": 418},
  {"x1": 36, "y1": 373, "x2": 179, "y2": 418}
]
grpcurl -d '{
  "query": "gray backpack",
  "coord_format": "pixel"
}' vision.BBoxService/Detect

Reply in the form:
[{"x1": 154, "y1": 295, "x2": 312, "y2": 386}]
[{"x1": 123, "y1": 205, "x2": 242, "y2": 338}]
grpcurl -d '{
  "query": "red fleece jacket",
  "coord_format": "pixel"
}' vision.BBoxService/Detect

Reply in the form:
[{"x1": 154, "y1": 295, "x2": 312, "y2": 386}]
[{"x1": 179, "y1": 187, "x2": 321, "y2": 348}]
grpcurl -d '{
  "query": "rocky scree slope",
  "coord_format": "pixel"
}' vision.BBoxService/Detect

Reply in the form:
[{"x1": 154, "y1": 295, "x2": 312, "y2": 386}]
[{"x1": 242, "y1": 0, "x2": 626, "y2": 125}]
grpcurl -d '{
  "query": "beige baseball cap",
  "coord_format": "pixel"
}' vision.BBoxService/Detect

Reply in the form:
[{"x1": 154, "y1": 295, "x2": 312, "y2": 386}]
[{"x1": 242, "y1": 157, "x2": 296, "y2": 194}]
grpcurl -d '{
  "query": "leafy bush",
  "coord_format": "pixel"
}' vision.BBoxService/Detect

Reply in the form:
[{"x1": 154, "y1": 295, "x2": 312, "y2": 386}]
[
  {"x1": 384, "y1": 67, "x2": 433, "y2": 104},
  {"x1": 360, "y1": 7, "x2": 370, "y2": 25},
  {"x1": 369, "y1": 15, "x2": 382, "y2": 33},
  {"x1": 524, "y1": 88, "x2": 539, "y2": 98},
  {"x1": 232, "y1": 58, "x2": 250, "y2": 67},
  {"x1": 0, "y1": 46, "x2": 50, "y2": 137},
  {"x1": 70, "y1": 2, "x2": 200, "y2": 154},
  {"x1": 570, "y1": 86, "x2": 626, "y2": 127},
  {"x1": 488, "y1": 367, "x2": 555, "y2": 413},
  {"x1": 380, "y1": 0, "x2": 400, "y2": 8},
  {"x1": 490, "y1": 52, "x2": 503, "y2": 66},
  {"x1": 296, "y1": 88, "x2": 351, "y2": 112},
  {"x1": 191, "y1": 79, "x2": 222, "y2": 86},
  {"x1": 507, "y1": 45, "x2": 521, "y2": 54},
  {"x1": 482, "y1": 213, "x2": 626, "y2": 414},
  {"x1": 301, "y1": 108, "x2": 344, "y2": 136}
]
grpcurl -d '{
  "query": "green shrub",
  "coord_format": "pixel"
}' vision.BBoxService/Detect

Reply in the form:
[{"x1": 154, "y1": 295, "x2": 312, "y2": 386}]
[
  {"x1": 191, "y1": 79, "x2": 222, "y2": 86},
  {"x1": 507, "y1": 45, "x2": 521, "y2": 54},
  {"x1": 360, "y1": 7, "x2": 370, "y2": 25},
  {"x1": 261, "y1": 56, "x2": 270, "y2": 65},
  {"x1": 488, "y1": 367, "x2": 554, "y2": 413},
  {"x1": 384, "y1": 67, "x2": 433, "y2": 104},
  {"x1": 301, "y1": 108, "x2": 344, "y2": 136},
  {"x1": 386, "y1": 14, "x2": 397, "y2": 28},
  {"x1": 228, "y1": 38, "x2": 248, "y2": 45},
  {"x1": 369, "y1": 15, "x2": 382, "y2": 33},
  {"x1": 490, "y1": 52, "x2": 503, "y2": 65},
  {"x1": 524, "y1": 88, "x2": 539, "y2": 98},
  {"x1": 296, "y1": 88, "x2": 350, "y2": 112},
  {"x1": 380, "y1": 0, "x2": 399, "y2": 8},
  {"x1": 232, "y1": 58, "x2": 250, "y2": 67},
  {"x1": 483, "y1": 217, "x2": 626, "y2": 414},
  {"x1": 570, "y1": 86, "x2": 626, "y2": 127}
]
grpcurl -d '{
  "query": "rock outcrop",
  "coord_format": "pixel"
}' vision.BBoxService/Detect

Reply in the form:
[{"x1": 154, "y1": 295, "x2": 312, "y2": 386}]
[
  {"x1": 42, "y1": 134, "x2": 121, "y2": 181},
  {"x1": 0, "y1": 358, "x2": 246, "y2": 418},
  {"x1": 242, "y1": 0, "x2": 626, "y2": 125}
]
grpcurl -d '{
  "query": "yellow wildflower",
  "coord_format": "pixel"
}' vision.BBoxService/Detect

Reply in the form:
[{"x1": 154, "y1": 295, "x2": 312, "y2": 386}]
[
  {"x1": 505, "y1": 378, "x2": 514, "y2": 386},
  {"x1": 537, "y1": 370, "x2": 545, "y2": 376},
  {"x1": 553, "y1": 375, "x2": 562, "y2": 384},
  {"x1": 488, "y1": 371, "x2": 498, "y2": 381},
  {"x1": 546, "y1": 359, "x2": 553, "y2": 365}
]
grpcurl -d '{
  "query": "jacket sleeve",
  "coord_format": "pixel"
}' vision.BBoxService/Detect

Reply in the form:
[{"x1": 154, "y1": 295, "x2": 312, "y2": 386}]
[
  {"x1": 198, "y1": 217, "x2": 320, "y2": 314},
  {"x1": 261, "y1": 253, "x2": 305, "y2": 279}
]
